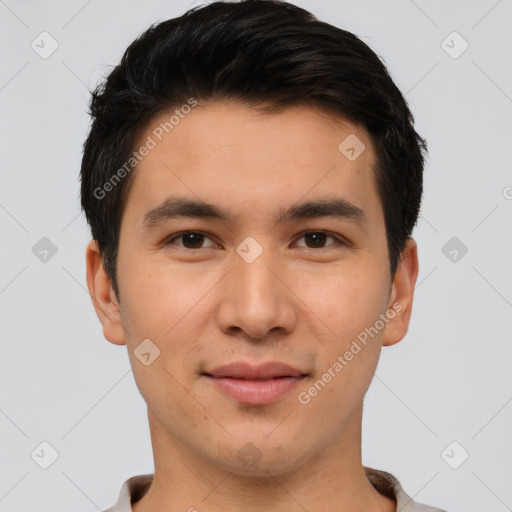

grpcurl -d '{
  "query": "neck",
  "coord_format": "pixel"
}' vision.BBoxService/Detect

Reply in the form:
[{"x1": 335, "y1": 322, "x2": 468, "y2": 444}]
[{"x1": 132, "y1": 404, "x2": 396, "y2": 512}]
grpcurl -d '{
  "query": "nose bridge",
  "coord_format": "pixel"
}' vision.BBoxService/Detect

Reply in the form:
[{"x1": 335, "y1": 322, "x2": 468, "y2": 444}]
[
  {"x1": 216, "y1": 238, "x2": 295, "y2": 339},
  {"x1": 234, "y1": 243, "x2": 281, "y2": 313}
]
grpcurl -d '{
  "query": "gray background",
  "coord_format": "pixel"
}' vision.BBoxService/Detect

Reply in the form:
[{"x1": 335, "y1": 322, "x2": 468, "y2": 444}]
[{"x1": 1, "y1": 1, "x2": 511, "y2": 511}]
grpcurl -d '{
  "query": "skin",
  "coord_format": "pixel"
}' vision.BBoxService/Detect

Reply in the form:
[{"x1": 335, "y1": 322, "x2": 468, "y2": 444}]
[{"x1": 86, "y1": 101, "x2": 418, "y2": 512}]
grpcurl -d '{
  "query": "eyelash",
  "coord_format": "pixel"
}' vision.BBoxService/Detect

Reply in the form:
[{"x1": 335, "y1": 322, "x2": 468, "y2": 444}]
[{"x1": 164, "y1": 230, "x2": 348, "y2": 250}]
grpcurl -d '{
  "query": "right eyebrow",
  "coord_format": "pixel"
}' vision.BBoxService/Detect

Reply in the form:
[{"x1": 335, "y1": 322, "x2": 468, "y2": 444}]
[{"x1": 142, "y1": 195, "x2": 232, "y2": 231}]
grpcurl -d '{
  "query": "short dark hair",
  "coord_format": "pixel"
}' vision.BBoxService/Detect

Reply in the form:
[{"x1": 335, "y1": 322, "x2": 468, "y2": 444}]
[{"x1": 80, "y1": 0, "x2": 427, "y2": 301}]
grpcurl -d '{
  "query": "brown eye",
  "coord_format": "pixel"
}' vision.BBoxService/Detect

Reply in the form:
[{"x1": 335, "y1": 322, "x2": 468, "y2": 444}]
[
  {"x1": 294, "y1": 231, "x2": 343, "y2": 249},
  {"x1": 166, "y1": 231, "x2": 216, "y2": 249}
]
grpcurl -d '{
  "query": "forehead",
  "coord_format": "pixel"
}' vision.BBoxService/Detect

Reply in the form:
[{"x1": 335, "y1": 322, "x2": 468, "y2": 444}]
[{"x1": 123, "y1": 101, "x2": 383, "y2": 230}]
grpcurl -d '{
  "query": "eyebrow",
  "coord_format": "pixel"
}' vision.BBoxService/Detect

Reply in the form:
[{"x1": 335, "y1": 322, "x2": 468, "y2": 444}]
[{"x1": 142, "y1": 194, "x2": 367, "y2": 230}]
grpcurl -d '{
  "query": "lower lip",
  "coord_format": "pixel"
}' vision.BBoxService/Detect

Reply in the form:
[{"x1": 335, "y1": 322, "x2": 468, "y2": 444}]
[{"x1": 206, "y1": 376, "x2": 305, "y2": 405}]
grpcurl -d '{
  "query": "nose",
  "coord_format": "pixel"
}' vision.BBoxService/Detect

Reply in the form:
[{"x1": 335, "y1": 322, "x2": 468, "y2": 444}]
[{"x1": 215, "y1": 243, "x2": 297, "y2": 342}]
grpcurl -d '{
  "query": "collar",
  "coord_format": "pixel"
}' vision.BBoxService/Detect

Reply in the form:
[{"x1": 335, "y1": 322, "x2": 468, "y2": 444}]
[{"x1": 104, "y1": 466, "x2": 446, "y2": 512}]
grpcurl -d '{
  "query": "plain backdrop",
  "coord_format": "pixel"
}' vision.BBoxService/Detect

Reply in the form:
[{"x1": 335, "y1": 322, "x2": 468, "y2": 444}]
[{"x1": 1, "y1": 1, "x2": 511, "y2": 511}]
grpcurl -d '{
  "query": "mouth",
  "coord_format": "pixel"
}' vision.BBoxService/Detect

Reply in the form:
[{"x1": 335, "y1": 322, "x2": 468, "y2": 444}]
[{"x1": 201, "y1": 361, "x2": 308, "y2": 406}]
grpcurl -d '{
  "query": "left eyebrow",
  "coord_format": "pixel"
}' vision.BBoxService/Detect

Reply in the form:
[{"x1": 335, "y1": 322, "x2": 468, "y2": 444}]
[
  {"x1": 142, "y1": 195, "x2": 367, "y2": 231},
  {"x1": 276, "y1": 197, "x2": 367, "y2": 228}
]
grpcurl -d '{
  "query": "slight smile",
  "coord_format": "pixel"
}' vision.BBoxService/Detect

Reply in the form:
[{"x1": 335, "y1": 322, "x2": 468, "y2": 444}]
[{"x1": 202, "y1": 361, "x2": 309, "y2": 406}]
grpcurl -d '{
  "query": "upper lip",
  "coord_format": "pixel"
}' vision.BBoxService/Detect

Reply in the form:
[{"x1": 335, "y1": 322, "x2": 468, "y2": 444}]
[{"x1": 203, "y1": 362, "x2": 306, "y2": 380}]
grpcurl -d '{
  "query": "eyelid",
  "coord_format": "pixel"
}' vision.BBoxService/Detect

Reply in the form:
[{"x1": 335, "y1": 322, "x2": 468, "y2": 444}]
[
  {"x1": 165, "y1": 230, "x2": 219, "y2": 248},
  {"x1": 164, "y1": 230, "x2": 349, "y2": 249},
  {"x1": 292, "y1": 230, "x2": 348, "y2": 248}
]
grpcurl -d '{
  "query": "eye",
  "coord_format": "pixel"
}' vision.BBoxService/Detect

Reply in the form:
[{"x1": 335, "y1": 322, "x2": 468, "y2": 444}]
[
  {"x1": 293, "y1": 231, "x2": 345, "y2": 249},
  {"x1": 164, "y1": 230, "x2": 346, "y2": 250},
  {"x1": 165, "y1": 231, "x2": 218, "y2": 249}
]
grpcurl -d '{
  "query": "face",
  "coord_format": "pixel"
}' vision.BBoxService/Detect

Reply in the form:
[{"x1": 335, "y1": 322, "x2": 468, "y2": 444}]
[{"x1": 87, "y1": 101, "x2": 418, "y2": 477}]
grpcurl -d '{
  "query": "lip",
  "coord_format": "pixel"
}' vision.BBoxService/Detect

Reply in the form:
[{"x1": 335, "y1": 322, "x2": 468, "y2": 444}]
[
  {"x1": 205, "y1": 361, "x2": 305, "y2": 379},
  {"x1": 202, "y1": 362, "x2": 307, "y2": 406}
]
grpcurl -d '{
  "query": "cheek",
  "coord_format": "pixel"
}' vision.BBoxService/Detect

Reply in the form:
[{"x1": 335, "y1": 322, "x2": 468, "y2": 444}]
[
  {"x1": 297, "y1": 260, "x2": 390, "y2": 343},
  {"x1": 298, "y1": 275, "x2": 386, "y2": 421},
  {"x1": 296, "y1": 260, "x2": 390, "y2": 402},
  {"x1": 117, "y1": 254, "x2": 216, "y2": 392},
  {"x1": 118, "y1": 251, "x2": 212, "y2": 337}
]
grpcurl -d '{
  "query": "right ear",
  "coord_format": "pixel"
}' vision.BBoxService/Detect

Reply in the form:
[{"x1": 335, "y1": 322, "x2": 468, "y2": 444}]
[{"x1": 85, "y1": 240, "x2": 126, "y2": 345}]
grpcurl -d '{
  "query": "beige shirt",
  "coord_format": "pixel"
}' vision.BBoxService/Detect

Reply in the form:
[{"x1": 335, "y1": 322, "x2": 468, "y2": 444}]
[{"x1": 103, "y1": 466, "x2": 447, "y2": 511}]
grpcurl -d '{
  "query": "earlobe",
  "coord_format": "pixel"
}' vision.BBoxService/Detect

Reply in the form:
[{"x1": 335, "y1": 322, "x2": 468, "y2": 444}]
[
  {"x1": 85, "y1": 240, "x2": 126, "y2": 346},
  {"x1": 382, "y1": 238, "x2": 419, "y2": 347}
]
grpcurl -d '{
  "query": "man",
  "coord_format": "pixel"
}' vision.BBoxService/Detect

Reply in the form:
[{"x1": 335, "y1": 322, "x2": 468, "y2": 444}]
[{"x1": 81, "y1": 1, "x2": 447, "y2": 510}]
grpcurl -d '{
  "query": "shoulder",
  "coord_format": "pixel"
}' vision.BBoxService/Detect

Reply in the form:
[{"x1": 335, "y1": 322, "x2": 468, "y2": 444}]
[
  {"x1": 364, "y1": 466, "x2": 448, "y2": 512},
  {"x1": 102, "y1": 474, "x2": 154, "y2": 512}
]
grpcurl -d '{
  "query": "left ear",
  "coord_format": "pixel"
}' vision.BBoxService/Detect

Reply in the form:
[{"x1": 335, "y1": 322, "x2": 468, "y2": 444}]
[{"x1": 382, "y1": 237, "x2": 419, "y2": 347}]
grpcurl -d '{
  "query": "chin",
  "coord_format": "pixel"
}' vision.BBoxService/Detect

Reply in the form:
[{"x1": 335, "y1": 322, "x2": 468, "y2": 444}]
[
  {"x1": 226, "y1": 452, "x2": 302, "y2": 479},
  {"x1": 207, "y1": 436, "x2": 311, "y2": 478}
]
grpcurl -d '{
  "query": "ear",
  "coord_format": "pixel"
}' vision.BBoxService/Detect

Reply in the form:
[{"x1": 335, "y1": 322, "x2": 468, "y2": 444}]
[
  {"x1": 85, "y1": 240, "x2": 126, "y2": 345},
  {"x1": 382, "y1": 238, "x2": 419, "y2": 347}
]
